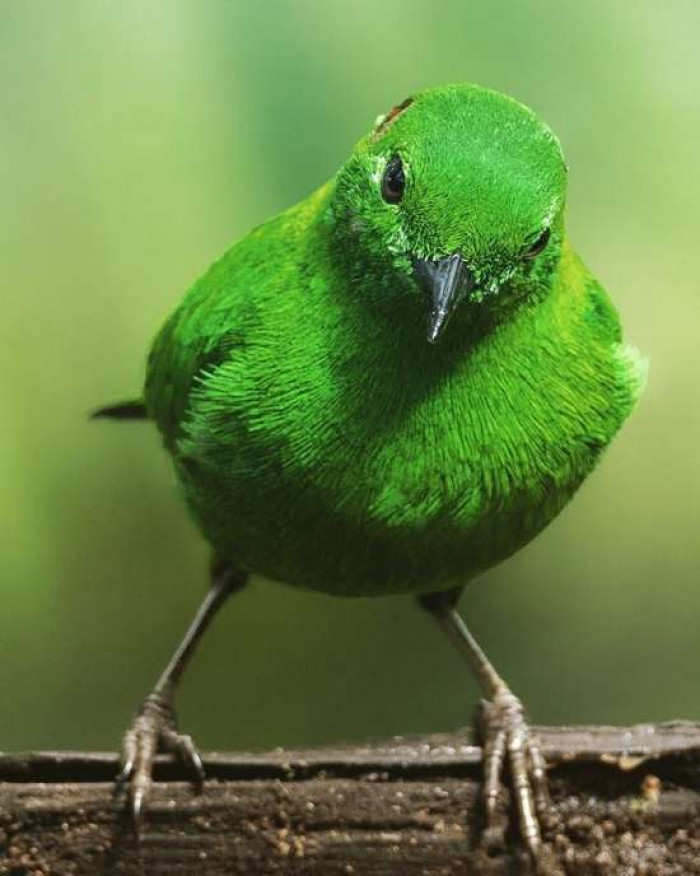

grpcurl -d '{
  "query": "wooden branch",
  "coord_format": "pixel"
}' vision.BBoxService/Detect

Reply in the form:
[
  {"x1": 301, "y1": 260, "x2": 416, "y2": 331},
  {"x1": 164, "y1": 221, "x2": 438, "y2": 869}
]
[{"x1": 1, "y1": 723, "x2": 700, "y2": 875}]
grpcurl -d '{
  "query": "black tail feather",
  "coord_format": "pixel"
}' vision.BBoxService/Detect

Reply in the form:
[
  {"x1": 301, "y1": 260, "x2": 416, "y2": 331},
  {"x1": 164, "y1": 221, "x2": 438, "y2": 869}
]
[{"x1": 91, "y1": 400, "x2": 148, "y2": 421}]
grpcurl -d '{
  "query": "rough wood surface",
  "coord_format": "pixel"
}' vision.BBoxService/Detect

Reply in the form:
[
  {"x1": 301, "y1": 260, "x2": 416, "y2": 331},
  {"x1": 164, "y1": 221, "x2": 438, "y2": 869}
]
[{"x1": 1, "y1": 723, "x2": 700, "y2": 875}]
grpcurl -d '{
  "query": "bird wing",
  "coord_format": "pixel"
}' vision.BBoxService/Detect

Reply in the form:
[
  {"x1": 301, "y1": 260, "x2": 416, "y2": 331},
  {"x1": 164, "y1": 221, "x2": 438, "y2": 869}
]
[
  {"x1": 144, "y1": 198, "x2": 310, "y2": 450},
  {"x1": 144, "y1": 232, "x2": 266, "y2": 451},
  {"x1": 145, "y1": 290, "x2": 244, "y2": 449}
]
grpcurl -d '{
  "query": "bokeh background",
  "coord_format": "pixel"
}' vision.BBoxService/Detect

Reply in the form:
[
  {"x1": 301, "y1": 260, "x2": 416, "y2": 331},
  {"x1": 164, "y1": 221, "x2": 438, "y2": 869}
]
[{"x1": 1, "y1": 1, "x2": 698, "y2": 754}]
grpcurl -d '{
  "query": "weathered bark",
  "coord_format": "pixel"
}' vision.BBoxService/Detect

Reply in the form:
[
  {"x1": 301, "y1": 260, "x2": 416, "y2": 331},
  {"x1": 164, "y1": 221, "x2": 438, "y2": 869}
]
[{"x1": 1, "y1": 723, "x2": 700, "y2": 875}]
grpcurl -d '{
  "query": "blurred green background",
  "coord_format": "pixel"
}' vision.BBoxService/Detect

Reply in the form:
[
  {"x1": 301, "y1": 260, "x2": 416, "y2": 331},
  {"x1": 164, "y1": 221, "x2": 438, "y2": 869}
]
[{"x1": 1, "y1": 1, "x2": 698, "y2": 754}]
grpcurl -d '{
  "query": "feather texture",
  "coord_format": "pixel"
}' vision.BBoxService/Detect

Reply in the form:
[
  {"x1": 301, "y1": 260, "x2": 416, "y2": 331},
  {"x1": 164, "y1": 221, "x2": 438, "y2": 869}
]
[{"x1": 143, "y1": 84, "x2": 643, "y2": 596}]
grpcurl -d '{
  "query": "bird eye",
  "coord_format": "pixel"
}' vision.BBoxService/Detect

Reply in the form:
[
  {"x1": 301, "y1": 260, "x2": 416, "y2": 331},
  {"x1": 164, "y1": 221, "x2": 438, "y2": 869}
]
[
  {"x1": 381, "y1": 155, "x2": 405, "y2": 204},
  {"x1": 523, "y1": 228, "x2": 551, "y2": 259}
]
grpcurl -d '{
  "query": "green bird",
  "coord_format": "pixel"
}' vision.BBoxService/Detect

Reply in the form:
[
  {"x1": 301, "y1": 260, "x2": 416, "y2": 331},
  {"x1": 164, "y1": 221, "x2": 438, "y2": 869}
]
[{"x1": 96, "y1": 83, "x2": 645, "y2": 856}]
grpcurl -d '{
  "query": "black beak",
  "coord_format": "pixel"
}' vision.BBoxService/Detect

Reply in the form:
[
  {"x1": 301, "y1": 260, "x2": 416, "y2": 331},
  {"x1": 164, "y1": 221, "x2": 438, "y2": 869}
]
[{"x1": 413, "y1": 253, "x2": 475, "y2": 343}]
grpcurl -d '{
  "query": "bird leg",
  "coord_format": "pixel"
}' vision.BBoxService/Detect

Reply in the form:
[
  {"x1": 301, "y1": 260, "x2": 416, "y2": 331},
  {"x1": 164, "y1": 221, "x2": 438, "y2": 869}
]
[
  {"x1": 116, "y1": 561, "x2": 247, "y2": 830},
  {"x1": 418, "y1": 588, "x2": 550, "y2": 861}
]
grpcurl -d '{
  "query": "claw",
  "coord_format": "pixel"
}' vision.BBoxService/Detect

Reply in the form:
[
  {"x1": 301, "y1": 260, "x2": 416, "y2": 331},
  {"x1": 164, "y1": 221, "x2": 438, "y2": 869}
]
[
  {"x1": 131, "y1": 786, "x2": 145, "y2": 830},
  {"x1": 115, "y1": 691, "x2": 206, "y2": 832},
  {"x1": 162, "y1": 726, "x2": 206, "y2": 789},
  {"x1": 181, "y1": 735, "x2": 206, "y2": 789},
  {"x1": 115, "y1": 728, "x2": 137, "y2": 786},
  {"x1": 114, "y1": 762, "x2": 133, "y2": 795}
]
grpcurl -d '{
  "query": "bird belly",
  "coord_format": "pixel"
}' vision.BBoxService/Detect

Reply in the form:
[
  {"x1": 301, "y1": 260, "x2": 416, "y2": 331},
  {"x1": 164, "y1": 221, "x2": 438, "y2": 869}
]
[{"x1": 176, "y1": 421, "x2": 586, "y2": 598}]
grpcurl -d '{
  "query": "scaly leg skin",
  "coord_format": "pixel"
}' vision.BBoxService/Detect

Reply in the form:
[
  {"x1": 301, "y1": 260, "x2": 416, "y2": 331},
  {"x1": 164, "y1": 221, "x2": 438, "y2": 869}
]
[
  {"x1": 115, "y1": 561, "x2": 247, "y2": 832},
  {"x1": 418, "y1": 588, "x2": 554, "y2": 871}
]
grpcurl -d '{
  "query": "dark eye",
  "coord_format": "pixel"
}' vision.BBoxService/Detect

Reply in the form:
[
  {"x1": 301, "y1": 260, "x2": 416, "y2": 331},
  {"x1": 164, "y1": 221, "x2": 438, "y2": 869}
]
[
  {"x1": 524, "y1": 228, "x2": 551, "y2": 259},
  {"x1": 381, "y1": 155, "x2": 405, "y2": 204}
]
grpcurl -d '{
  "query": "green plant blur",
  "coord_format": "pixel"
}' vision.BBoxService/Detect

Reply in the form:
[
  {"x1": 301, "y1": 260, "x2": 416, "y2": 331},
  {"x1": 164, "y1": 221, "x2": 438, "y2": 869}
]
[{"x1": 1, "y1": 1, "x2": 698, "y2": 753}]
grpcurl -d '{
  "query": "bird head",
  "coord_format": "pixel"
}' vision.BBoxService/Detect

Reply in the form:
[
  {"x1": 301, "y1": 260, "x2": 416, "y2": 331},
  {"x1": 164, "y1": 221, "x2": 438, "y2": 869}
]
[{"x1": 331, "y1": 84, "x2": 568, "y2": 343}]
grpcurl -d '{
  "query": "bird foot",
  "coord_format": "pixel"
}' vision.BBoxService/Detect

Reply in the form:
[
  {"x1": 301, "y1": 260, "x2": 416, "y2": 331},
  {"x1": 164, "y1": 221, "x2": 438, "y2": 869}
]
[
  {"x1": 115, "y1": 691, "x2": 204, "y2": 831},
  {"x1": 478, "y1": 687, "x2": 551, "y2": 866}
]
